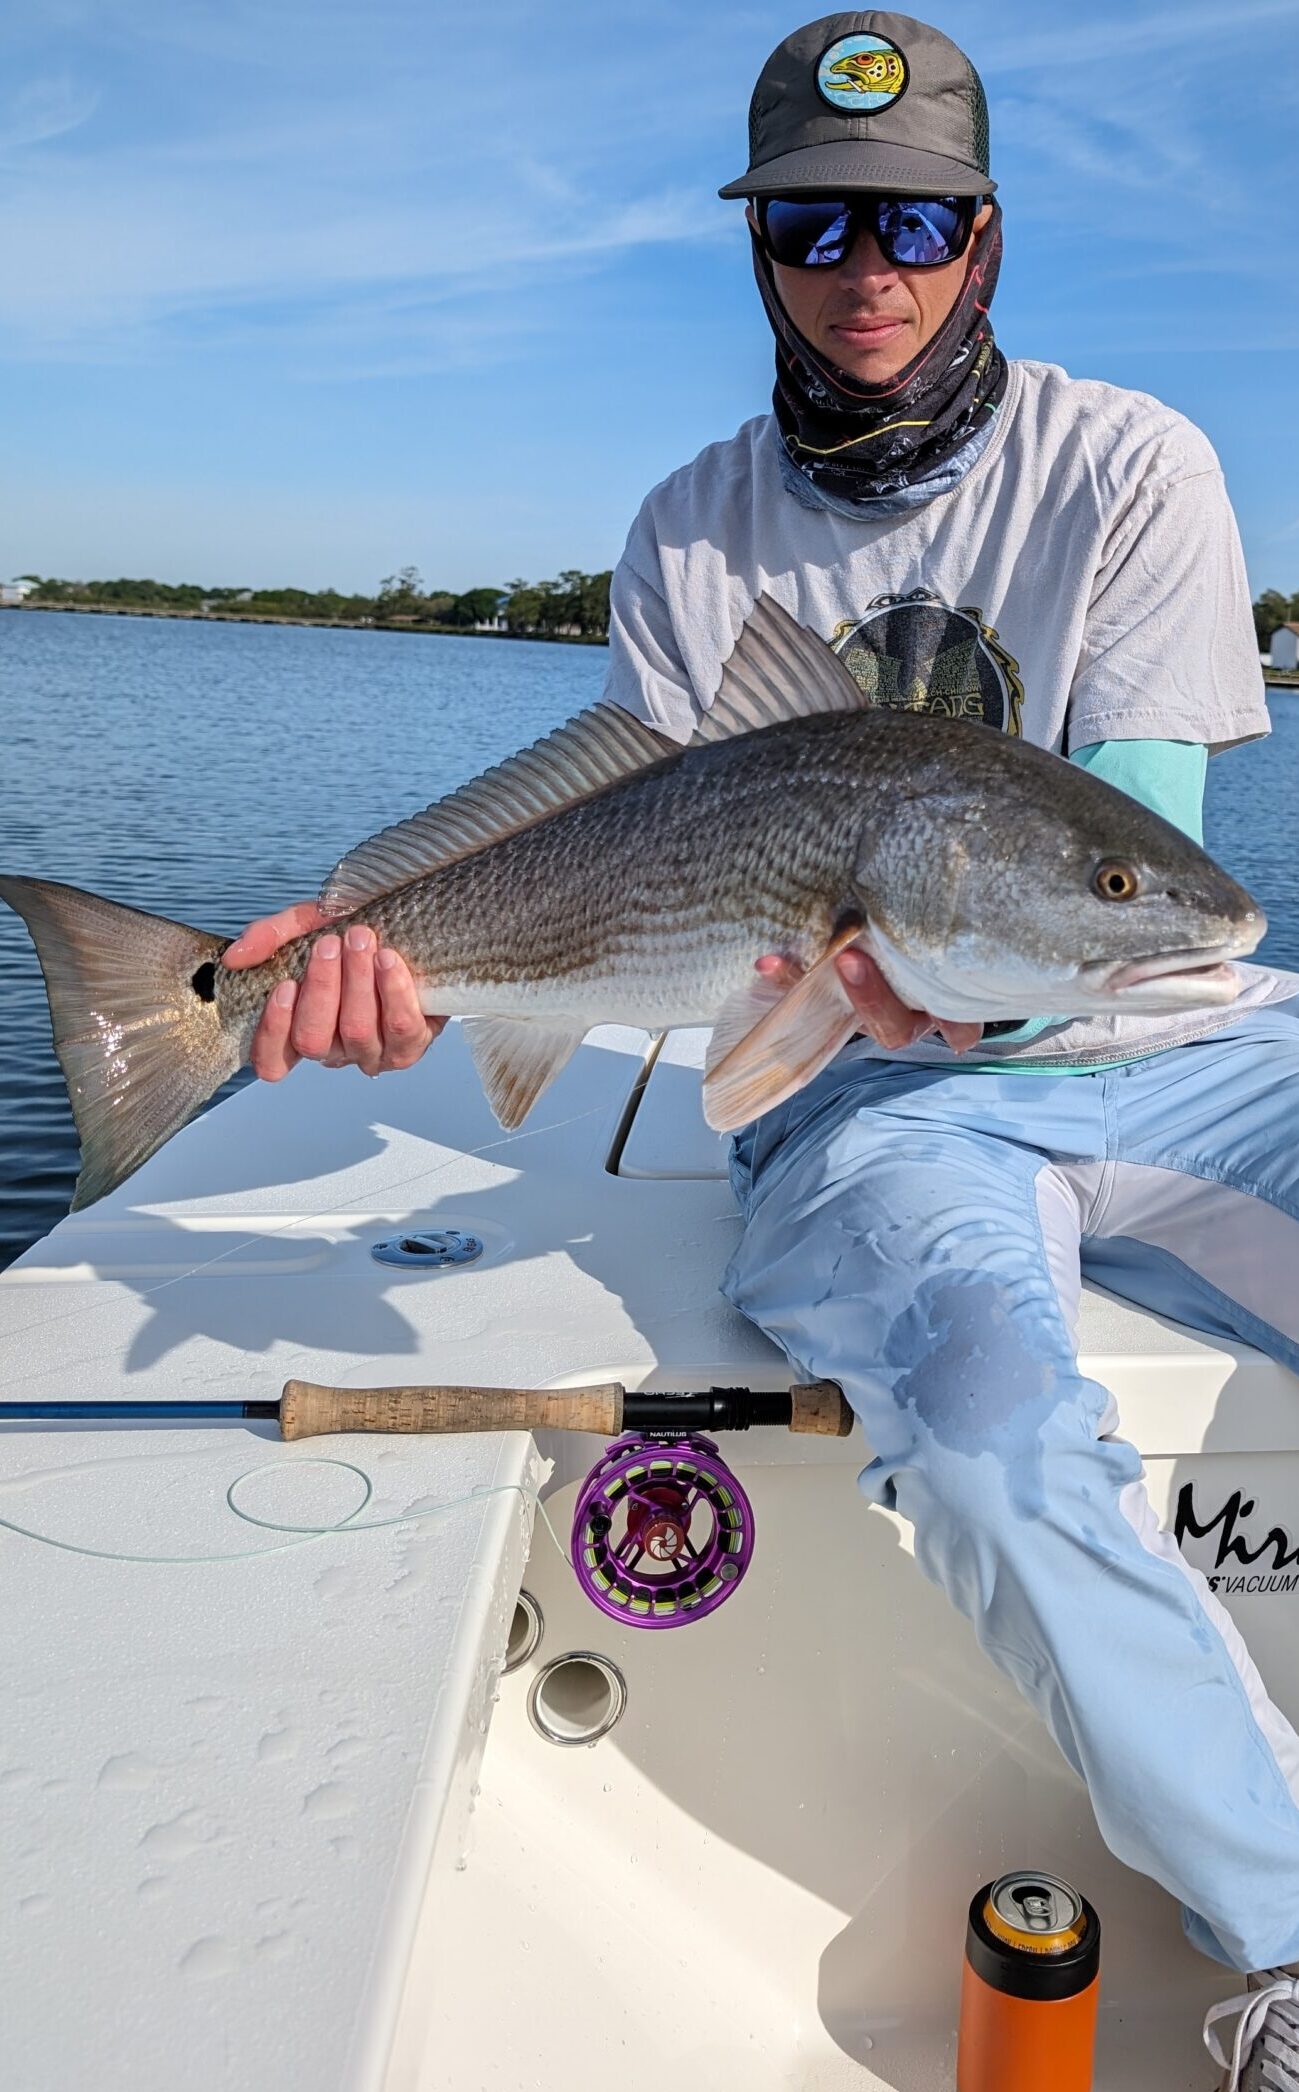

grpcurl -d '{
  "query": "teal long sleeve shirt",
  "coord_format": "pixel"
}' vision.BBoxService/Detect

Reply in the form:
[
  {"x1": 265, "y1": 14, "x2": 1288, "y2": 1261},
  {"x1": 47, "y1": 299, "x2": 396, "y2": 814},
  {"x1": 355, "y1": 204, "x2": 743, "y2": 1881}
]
[{"x1": 969, "y1": 738, "x2": 1209, "y2": 1068}]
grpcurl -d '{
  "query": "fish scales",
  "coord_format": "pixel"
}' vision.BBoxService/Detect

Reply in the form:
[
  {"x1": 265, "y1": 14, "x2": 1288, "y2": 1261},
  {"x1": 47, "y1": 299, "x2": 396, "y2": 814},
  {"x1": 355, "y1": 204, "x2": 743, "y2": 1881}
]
[
  {"x1": 217, "y1": 719, "x2": 874, "y2": 1035},
  {"x1": 202, "y1": 723, "x2": 857, "y2": 1041}
]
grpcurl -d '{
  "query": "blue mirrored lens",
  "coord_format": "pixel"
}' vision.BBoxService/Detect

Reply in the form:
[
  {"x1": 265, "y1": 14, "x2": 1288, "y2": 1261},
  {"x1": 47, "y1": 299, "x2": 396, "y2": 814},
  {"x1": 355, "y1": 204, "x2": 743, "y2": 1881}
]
[
  {"x1": 763, "y1": 199, "x2": 853, "y2": 267},
  {"x1": 877, "y1": 198, "x2": 964, "y2": 266}
]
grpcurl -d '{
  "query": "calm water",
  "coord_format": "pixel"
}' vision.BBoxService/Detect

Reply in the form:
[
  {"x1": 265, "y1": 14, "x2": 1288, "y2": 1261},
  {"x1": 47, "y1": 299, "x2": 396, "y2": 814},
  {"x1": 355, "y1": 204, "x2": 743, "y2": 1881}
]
[
  {"x1": 0, "y1": 610, "x2": 607, "y2": 1267},
  {"x1": 3, "y1": 608, "x2": 1299, "y2": 1267}
]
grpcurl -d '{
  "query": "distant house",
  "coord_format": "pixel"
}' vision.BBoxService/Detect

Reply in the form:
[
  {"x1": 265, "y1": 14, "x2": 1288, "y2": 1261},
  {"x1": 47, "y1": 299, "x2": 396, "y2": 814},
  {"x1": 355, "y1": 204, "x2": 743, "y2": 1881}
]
[
  {"x1": 1271, "y1": 624, "x2": 1299, "y2": 672},
  {"x1": 472, "y1": 592, "x2": 511, "y2": 633},
  {"x1": 0, "y1": 578, "x2": 35, "y2": 606}
]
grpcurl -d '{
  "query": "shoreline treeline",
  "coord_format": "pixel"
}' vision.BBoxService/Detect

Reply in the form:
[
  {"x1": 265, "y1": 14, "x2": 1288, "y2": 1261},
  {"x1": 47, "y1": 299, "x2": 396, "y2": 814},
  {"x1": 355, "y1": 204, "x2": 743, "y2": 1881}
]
[
  {"x1": 17, "y1": 574, "x2": 1293, "y2": 658},
  {"x1": 1254, "y1": 589, "x2": 1299, "y2": 651},
  {"x1": 11, "y1": 567, "x2": 614, "y2": 642}
]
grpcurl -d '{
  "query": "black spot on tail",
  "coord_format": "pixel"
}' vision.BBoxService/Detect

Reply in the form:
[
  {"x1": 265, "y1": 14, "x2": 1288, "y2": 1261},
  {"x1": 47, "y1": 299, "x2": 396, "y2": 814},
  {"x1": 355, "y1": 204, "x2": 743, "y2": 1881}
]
[{"x1": 191, "y1": 960, "x2": 217, "y2": 1003}]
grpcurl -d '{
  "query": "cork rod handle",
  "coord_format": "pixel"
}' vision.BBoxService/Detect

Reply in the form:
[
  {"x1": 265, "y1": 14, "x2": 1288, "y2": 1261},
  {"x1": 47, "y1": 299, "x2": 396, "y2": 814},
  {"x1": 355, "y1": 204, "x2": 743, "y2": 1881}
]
[
  {"x1": 788, "y1": 1381, "x2": 855, "y2": 1437},
  {"x1": 279, "y1": 1381, "x2": 626, "y2": 1441}
]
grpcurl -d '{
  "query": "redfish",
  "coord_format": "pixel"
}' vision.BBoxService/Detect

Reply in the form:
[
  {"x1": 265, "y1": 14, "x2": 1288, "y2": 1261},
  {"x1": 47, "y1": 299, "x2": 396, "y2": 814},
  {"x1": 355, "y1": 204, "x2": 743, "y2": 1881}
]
[{"x1": 0, "y1": 598, "x2": 1263, "y2": 1209}]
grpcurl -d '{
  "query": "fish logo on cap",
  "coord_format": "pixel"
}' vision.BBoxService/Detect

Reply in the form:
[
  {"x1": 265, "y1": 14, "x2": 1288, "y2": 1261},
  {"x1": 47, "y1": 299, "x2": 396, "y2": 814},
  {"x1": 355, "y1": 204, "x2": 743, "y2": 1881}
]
[{"x1": 815, "y1": 31, "x2": 909, "y2": 113}]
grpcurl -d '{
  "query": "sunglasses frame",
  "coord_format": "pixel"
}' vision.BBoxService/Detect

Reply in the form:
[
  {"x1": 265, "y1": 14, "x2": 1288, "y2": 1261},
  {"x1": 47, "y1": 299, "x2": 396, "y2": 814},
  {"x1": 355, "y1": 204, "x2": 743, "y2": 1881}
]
[{"x1": 754, "y1": 192, "x2": 980, "y2": 272}]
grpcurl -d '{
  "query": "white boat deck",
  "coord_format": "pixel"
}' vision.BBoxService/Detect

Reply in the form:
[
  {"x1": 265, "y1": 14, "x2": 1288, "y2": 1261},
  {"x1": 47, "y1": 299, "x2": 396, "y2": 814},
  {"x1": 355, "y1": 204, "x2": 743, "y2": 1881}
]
[{"x1": 2, "y1": 1024, "x2": 1296, "y2": 2090}]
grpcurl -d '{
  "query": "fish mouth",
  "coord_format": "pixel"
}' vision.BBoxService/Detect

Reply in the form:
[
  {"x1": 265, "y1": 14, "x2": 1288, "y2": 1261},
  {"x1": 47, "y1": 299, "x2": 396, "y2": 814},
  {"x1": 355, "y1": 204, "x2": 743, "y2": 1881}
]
[{"x1": 1079, "y1": 942, "x2": 1253, "y2": 1005}]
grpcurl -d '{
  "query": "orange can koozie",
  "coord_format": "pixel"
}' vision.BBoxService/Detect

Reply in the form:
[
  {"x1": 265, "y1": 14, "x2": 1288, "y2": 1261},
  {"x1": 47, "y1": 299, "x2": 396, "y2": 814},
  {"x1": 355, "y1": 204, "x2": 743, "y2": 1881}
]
[{"x1": 957, "y1": 1870, "x2": 1100, "y2": 2092}]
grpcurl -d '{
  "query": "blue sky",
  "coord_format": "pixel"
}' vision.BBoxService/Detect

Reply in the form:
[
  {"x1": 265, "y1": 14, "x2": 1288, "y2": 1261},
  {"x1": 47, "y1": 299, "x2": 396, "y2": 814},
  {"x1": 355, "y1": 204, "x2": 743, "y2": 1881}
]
[{"x1": 2, "y1": 0, "x2": 1298, "y2": 595}]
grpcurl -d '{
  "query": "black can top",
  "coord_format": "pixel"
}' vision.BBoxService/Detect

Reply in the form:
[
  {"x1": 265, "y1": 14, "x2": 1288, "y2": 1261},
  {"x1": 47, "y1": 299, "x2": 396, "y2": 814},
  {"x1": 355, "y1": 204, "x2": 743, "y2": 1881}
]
[{"x1": 965, "y1": 1872, "x2": 1101, "y2": 2002}]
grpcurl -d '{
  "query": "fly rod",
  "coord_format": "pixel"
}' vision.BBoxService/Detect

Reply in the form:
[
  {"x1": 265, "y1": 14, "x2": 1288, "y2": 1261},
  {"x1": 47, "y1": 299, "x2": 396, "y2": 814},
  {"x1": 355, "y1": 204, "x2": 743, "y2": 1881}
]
[{"x1": 0, "y1": 1379, "x2": 853, "y2": 1441}]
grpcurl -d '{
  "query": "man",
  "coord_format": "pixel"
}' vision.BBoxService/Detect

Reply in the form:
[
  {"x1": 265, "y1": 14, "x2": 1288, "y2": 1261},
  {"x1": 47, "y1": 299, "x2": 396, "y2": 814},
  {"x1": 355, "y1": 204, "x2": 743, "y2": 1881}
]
[{"x1": 225, "y1": 15, "x2": 1299, "y2": 2082}]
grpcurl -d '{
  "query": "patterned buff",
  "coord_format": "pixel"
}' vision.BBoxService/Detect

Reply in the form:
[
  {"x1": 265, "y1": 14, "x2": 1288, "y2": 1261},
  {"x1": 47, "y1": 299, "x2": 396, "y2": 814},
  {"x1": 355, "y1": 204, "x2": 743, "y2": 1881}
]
[{"x1": 754, "y1": 200, "x2": 1009, "y2": 505}]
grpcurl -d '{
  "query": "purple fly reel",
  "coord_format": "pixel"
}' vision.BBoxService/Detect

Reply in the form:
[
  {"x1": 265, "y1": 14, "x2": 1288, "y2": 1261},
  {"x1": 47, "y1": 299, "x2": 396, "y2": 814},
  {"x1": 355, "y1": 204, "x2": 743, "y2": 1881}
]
[{"x1": 570, "y1": 1431, "x2": 755, "y2": 1628}]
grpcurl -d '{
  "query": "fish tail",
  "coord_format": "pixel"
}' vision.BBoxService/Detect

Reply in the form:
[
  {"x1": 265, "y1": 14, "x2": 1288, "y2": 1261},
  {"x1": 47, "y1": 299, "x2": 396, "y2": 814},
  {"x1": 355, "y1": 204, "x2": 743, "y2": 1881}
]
[{"x1": 0, "y1": 875, "x2": 241, "y2": 1210}]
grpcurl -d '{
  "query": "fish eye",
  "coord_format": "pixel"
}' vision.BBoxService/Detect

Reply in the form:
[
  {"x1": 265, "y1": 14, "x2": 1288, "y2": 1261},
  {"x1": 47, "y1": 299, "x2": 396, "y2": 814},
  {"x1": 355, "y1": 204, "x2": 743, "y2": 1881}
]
[{"x1": 1093, "y1": 859, "x2": 1141, "y2": 902}]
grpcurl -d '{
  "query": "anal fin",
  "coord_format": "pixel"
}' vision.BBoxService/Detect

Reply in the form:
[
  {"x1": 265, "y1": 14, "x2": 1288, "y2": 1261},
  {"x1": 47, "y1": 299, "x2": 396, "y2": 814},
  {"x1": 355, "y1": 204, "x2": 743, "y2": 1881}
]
[
  {"x1": 464, "y1": 1016, "x2": 586, "y2": 1129},
  {"x1": 702, "y1": 925, "x2": 863, "y2": 1133}
]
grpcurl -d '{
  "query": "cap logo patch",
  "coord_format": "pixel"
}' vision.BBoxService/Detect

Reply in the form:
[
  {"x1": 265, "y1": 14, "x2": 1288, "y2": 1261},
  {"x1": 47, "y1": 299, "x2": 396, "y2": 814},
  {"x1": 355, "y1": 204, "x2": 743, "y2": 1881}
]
[{"x1": 815, "y1": 32, "x2": 909, "y2": 113}]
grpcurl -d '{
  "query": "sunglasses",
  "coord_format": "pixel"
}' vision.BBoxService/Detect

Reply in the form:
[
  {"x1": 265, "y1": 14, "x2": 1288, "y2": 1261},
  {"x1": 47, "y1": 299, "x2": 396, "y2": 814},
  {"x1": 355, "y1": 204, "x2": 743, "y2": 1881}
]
[{"x1": 756, "y1": 194, "x2": 979, "y2": 271}]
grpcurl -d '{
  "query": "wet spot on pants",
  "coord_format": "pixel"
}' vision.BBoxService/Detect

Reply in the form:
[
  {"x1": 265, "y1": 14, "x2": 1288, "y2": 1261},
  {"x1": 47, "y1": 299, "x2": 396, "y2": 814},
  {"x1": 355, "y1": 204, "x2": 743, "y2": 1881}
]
[{"x1": 884, "y1": 1272, "x2": 1059, "y2": 1516}]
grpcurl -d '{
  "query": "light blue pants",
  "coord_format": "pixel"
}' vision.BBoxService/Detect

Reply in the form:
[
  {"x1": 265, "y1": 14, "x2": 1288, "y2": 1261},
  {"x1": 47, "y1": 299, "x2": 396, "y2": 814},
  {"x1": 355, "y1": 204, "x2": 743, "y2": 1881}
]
[{"x1": 723, "y1": 1001, "x2": 1299, "y2": 1974}]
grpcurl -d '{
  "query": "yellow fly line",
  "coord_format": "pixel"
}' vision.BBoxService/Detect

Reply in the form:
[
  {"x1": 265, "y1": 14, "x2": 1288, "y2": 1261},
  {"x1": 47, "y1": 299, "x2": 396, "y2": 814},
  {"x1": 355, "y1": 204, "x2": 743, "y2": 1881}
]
[{"x1": 792, "y1": 416, "x2": 932, "y2": 457}]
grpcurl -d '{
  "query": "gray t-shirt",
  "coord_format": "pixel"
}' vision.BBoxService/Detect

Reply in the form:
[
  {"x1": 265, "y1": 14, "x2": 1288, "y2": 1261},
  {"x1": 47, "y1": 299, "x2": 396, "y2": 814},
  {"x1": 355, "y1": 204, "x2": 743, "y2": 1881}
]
[{"x1": 600, "y1": 357, "x2": 1293, "y2": 1067}]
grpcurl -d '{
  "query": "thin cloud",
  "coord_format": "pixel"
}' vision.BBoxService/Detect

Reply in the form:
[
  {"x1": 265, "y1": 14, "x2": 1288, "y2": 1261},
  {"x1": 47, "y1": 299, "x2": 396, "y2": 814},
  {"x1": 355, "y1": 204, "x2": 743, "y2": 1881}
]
[
  {"x1": 0, "y1": 0, "x2": 739, "y2": 362},
  {"x1": 976, "y1": 0, "x2": 1299, "y2": 71},
  {"x1": 0, "y1": 168, "x2": 724, "y2": 359},
  {"x1": 0, "y1": 75, "x2": 99, "y2": 154}
]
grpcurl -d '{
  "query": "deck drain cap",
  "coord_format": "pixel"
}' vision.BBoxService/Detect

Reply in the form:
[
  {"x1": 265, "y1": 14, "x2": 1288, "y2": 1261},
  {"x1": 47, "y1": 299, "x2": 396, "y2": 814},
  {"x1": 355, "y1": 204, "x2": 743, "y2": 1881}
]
[
  {"x1": 504, "y1": 1590, "x2": 545, "y2": 1674},
  {"x1": 527, "y1": 1653, "x2": 627, "y2": 1747},
  {"x1": 370, "y1": 1229, "x2": 483, "y2": 1269}
]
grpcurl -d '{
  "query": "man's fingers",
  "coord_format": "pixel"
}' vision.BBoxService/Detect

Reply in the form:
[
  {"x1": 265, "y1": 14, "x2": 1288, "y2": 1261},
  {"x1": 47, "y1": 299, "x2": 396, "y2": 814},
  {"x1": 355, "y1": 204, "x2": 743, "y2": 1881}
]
[
  {"x1": 936, "y1": 1019, "x2": 984, "y2": 1055},
  {"x1": 375, "y1": 947, "x2": 443, "y2": 1070},
  {"x1": 244, "y1": 937, "x2": 443, "y2": 1082},
  {"x1": 290, "y1": 934, "x2": 343, "y2": 1059},
  {"x1": 249, "y1": 979, "x2": 302, "y2": 1082},
  {"x1": 754, "y1": 953, "x2": 805, "y2": 990},
  {"x1": 223, "y1": 901, "x2": 332, "y2": 969},
  {"x1": 337, "y1": 925, "x2": 384, "y2": 1076},
  {"x1": 833, "y1": 948, "x2": 984, "y2": 1054},
  {"x1": 834, "y1": 947, "x2": 929, "y2": 1047}
]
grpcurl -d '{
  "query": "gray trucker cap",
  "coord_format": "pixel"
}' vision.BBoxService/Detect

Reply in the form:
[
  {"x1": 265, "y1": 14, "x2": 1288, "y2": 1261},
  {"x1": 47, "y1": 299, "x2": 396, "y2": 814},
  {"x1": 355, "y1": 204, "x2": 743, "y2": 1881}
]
[{"x1": 719, "y1": 11, "x2": 995, "y2": 199}]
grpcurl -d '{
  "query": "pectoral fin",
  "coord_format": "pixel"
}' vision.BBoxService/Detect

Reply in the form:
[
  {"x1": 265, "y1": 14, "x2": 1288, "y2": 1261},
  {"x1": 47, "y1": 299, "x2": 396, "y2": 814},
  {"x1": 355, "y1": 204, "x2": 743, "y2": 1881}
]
[
  {"x1": 704, "y1": 968, "x2": 788, "y2": 1068},
  {"x1": 463, "y1": 1016, "x2": 586, "y2": 1128},
  {"x1": 702, "y1": 927, "x2": 863, "y2": 1134}
]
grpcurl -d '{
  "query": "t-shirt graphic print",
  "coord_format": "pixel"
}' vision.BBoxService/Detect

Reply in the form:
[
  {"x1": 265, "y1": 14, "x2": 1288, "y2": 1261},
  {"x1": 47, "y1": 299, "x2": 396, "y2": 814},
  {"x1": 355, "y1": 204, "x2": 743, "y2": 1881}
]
[{"x1": 830, "y1": 588, "x2": 1024, "y2": 736}]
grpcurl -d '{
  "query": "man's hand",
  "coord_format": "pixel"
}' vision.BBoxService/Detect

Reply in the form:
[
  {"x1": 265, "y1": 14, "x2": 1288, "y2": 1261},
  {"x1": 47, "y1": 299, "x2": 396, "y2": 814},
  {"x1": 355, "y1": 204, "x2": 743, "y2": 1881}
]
[
  {"x1": 222, "y1": 901, "x2": 445, "y2": 1081},
  {"x1": 755, "y1": 942, "x2": 983, "y2": 1054}
]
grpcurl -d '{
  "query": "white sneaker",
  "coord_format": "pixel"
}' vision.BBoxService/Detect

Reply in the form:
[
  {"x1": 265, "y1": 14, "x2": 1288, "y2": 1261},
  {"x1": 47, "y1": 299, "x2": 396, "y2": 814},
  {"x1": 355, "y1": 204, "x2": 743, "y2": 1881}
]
[{"x1": 1205, "y1": 1968, "x2": 1299, "y2": 2090}]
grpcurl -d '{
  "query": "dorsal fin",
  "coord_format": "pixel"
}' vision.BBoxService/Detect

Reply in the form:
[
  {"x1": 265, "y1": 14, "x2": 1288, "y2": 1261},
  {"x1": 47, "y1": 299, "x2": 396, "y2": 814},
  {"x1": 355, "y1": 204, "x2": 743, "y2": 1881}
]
[
  {"x1": 319, "y1": 704, "x2": 675, "y2": 915},
  {"x1": 319, "y1": 594, "x2": 867, "y2": 915},
  {"x1": 691, "y1": 593, "x2": 868, "y2": 744}
]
